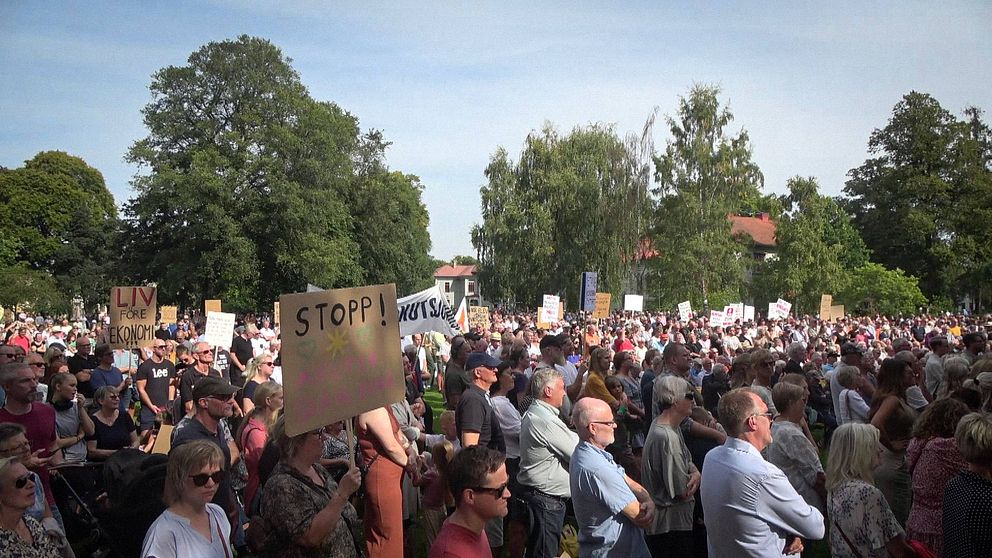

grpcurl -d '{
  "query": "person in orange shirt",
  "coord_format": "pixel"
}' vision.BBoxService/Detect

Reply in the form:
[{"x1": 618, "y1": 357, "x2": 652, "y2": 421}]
[{"x1": 583, "y1": 323, "x2": 601, "y2": 361}]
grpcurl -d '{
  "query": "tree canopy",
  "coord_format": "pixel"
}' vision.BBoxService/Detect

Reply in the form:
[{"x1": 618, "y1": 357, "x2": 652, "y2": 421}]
[{"x1": 123, "y1": 35, "x2": 433, "y2": 311}]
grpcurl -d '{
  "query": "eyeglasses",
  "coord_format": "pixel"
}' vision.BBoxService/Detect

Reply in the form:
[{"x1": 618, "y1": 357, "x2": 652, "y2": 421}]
[
  {"x1": 107, "y1": 393, "x2": 120, "y2": 399},
  {"x1": 189, "y1": 470, "x2": 225, "y2": 487},
  {"x1": 153, "y1": 345, "x2": 168, "y2": 349},
  {"x1": 196, "y1": 350, "x2": 213, "y2": 355},
  {"x1": 261, "y1": 362, "x2": 274, "y2": 367},
  {"x1": 471, "y1": 482, "x2": 509, "y2": 497},
  {"x1": 684, "y1": 392, "x2": 696, "y2": 400},
  {"x1": 751, "y1": 412, "x2": 774, "y2": 420},
  {"x1": 0, "y1": 353, "x2": 19, "y2": 358},
  {"x1": 590, "y1": 420, "x2": 617, "y2": 427},
  {"x1": 207, "y1": 393, "x2": 234, "y2": 402},
  {"x1": 27, "y1": 362, "x2": 45, "y2": 368},
  {"x1": 14, "y1": 472, "x2": 34, "y2": 489},
  {"x1": 0, "y1": 441, "x2": 30, "y2": 455}
]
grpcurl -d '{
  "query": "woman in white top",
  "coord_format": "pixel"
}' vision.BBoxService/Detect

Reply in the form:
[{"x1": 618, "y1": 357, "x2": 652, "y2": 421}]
[
  {"x1": 836, "y1": 365, "x2": 870, "y2": 424},
  {"x1": 142, "y1": 440, "x2": 232, "y2": 558}
]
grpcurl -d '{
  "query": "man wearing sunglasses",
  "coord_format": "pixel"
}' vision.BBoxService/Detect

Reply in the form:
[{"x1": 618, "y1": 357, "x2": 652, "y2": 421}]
[
  {"x1": 429, "y1": 445, "x2": 508, "y2": 558},
  {"x1": 135, "y1": 339, "x2": 177, "y2": 433},
  {"x1": 171, "y1": 375, "x2": 241, "y2": 544},
  {"x1": 179, "y1": 341, "x2": 222, "y2": 415}
]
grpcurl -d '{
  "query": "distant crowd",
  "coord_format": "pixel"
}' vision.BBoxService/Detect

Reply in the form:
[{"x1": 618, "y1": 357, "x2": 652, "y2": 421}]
[{"x1": 0, "y1": 307, "x2": 990, "y2": 558}]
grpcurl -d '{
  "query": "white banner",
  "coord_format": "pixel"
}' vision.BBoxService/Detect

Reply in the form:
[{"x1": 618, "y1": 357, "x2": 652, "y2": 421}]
[
  {"x1": 541, "y1": 295, "x2": 560, "y2": 324},
  {"x1": 743, "y1": 305, "x2": 755, "y2": 322},
  {"x1": 678, "y1": 301, "x2": 692, "y2": 320},
  {"x1": 775, "y1": 298, "x2": 792, "y2": 319},
  {"x1": 623, "y1": 294, "x2": 644, "y2": 312},
  {"x1": 710, "y1": 310, "x2": 725, "y2": 326},
  {"x1": 397, "y1": 286, "x2": 461, "y2": 337},
  {"x1": 204, "y1": 311, "x2": 236, "y2": 350}
]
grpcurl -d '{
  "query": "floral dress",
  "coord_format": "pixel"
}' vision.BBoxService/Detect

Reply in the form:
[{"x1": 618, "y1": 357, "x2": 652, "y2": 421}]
[
  {"x1": 905, "y1": 436, "x2": 966, "y2": 554},
  {"x1": 828, "y1": 479, "x2": 904, "y2": 558},
  {"x1": 0, "y1": 516, "x2": 62, "y2": 558}
]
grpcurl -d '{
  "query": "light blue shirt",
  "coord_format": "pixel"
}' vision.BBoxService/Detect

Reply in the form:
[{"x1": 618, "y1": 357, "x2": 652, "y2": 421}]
[
  {"x1": 570, "y1": 441, "x2": 650, "y2": 558},
  {"x1": 701, "y1": 437, "x2": 825, "y2": 557}
]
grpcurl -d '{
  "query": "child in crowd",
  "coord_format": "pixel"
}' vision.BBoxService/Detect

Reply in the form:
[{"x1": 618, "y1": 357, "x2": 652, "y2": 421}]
[{"x1": 414, "y1": 440, "x2": 453, "y2": 548}]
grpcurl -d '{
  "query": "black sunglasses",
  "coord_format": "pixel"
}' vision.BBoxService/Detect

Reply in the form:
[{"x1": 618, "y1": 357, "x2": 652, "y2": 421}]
[
  {"x1": 471, "y1": 482, "x2": 509, "y2": 497},
  {"x1": 189, "y1": 470, "x2": 226, "y2": 487},
  {"x1": 14, "y1": 472, "x2": 33, "y2": 489}
]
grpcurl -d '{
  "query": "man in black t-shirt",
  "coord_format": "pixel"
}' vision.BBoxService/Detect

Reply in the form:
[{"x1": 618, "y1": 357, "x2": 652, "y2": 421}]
[
  {"x1": 456, "y1": 352, "x2": 506, "y2": 452},
  {"x1": 135, "y1": 339, "x2": 177, "y2": 432},
  {"x1": 229, "y1": 326, "x2": 253, "y2": 381},
  {"x1": 179, "y1": 341, "x2": 222, "y2": 415},
  {"x1": 66, "y1": 335, "x2": 98, "y2": 398}
]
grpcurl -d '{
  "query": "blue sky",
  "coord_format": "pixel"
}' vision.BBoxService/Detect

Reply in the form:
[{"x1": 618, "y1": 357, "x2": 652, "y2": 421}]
[{"x1": 2, "y1": 2, "x2": 990, "y2": 260}]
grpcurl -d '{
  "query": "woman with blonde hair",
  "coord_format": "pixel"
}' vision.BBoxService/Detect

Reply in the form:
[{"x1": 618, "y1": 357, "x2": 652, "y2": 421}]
[
  {"x1": 141, "y1": 440, "x2": 232, "y2": 557},
  {"x1": 937, "y1": 357, "x2": 970, "y2": 399},
  {"x1": 942, "y1": 412, "x2": 992, "y2": 556},
  {"x1": 241, "y1": 351, "x2": 276, "y2": 414},
  {"x1": 0, "y1": 456, "x2": 63, "y2": 557},
  {"x1": 826, "y1": 423, "x2": 915, "y2": 558},
  {"x1": 237, "y1": 381, "x2": 283, "y2": 512},
  {"x1": 582, "y1": 346, "x2": 622, "y2": 410}
]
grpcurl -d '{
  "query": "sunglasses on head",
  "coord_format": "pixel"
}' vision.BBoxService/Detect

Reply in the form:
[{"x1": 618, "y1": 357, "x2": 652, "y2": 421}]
[
  {"x1": 14, "y1": 472, "x2": 34, "y2": 489},
  {"x1": 189, "y1": 470, "x2": 225, "y2": 487}
]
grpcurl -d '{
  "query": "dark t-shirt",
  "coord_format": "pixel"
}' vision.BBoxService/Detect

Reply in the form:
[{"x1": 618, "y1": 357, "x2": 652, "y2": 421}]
[
  {"x1": 231, "y1": 336, "x2": 253, "y2": 374},
  {"x1": 67, "y1": 354, "x2": 99, "y2": 398},
  {"x1": 179, "y1": 367, "x2": 221, "y2": 410},
  {"x1": 456, "y1": 385, "x2": 505, "y2": 452},
  {"x1": 87, "y1": 412, "x2": 136, "y2": 452},
  {"x1": 135, "y1": 358, "x2": 176, "y2": 406},
  {"x1": 172, "y1": 417, "x2": 234, "y2": 514}
]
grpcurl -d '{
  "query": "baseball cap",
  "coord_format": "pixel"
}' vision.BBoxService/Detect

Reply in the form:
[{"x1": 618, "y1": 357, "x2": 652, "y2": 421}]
[
  {"x1": 465, "y1": 352, "x2": 503, "y2": 370},
  {"x1": 191, "y1": 376, "x2": 239, "y2": 401},
  {"x1": 491, "y1": 332, "x2": 501, "y2": 341}
]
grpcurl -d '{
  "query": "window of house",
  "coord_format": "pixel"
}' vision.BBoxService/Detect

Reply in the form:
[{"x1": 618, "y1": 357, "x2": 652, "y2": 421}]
[
  {"x1": 467, "y1": 280, "x2": 476, "y2": 294},
  {"x1": 444, "y1": 281, "x2": 452, "y2": 293}
]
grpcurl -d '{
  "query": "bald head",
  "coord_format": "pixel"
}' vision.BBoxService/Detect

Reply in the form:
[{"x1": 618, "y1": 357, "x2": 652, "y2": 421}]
[{"x1": 571, "y1": 397, "x2": 611, "y2": 440}]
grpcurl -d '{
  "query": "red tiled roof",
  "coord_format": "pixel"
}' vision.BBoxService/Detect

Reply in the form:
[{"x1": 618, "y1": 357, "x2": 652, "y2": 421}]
[
  {"x1": 729, "y1": 214, "x2": 776, "y2": 247},
  {"x1": 434, "y1": 264, "x2": 477, "y2": 278}
]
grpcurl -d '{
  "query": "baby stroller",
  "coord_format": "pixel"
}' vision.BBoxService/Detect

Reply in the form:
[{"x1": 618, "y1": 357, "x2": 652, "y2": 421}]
[{"x1": 56, "y1": 450, "x2": 168, "y2": 558}]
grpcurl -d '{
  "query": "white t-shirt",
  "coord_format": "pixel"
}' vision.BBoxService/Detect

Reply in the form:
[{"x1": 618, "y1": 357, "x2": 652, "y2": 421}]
[{"x1": 141, "y1": 503, "x2": 232, "y2": 558}]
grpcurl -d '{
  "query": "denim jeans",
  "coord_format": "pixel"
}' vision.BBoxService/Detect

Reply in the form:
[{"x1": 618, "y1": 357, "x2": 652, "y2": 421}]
[{"x1": 521, "y1": 487, "x2": 567, "y2": 558}]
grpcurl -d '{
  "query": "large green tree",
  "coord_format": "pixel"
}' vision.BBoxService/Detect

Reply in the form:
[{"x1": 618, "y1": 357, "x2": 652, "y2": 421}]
[
  {"x1": 0, "y1": 151, "x2": 120, "y2": 310},
  {"x1": 844, "y1": 92, "x2": 992, "y2": 306},
  {"x1": 472, "y1": 122, "x2": 652, "y2": 307},
  {"x1": 649, "y1": 85, "x2": 764, "y2": 310},
  {"x1": 754, "y1": 177, "x2": 870, "y2": 313},
  {"x1": 836, "y1": 263, "x2": 927, "y2": 315},
  {"x1": 123, "y1": 36, "x2": 432, "y2": 309}
]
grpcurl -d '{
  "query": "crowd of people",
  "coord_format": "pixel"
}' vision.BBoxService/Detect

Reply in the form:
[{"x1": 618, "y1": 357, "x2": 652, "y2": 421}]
[{"x1": 0, "y1": 307, "x2": 991, "y2": 558}]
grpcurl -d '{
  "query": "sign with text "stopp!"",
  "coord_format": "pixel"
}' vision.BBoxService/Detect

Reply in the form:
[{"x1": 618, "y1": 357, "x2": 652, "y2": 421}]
[
  {"x1": 109, "y1": 286, "x2": 157, "y2": 349},
  {"x1": 279, "y1": 283, "x2": 404, "y2": 437}
]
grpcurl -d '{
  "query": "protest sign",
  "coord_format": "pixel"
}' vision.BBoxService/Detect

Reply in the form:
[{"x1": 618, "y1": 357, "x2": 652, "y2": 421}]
[
  {"x1": 160, "y1": 305, "x2": 177, "y2": 324},
  {"x1": 819, "y1": 294, "x2": 833, "y2": 320},
  {"x1": 279, "y1": 283, "x2": 403, "y2": 436},
  {"x1": 830, "y1": 305, "x2": 846, "y2": 320},
  {"x1": 536, "y1": 308, "x2": 551, "y2": 330},
  {"x1": 775, "y1": 298, "x2": 792, "y2": 319},
  {"x1": 397, "y1": 286, "x2": 460, "y2": 337},
  {"x1": 541, "y1": 295, "x2": 560, "y2": 324},
  {"x1": 273, "y1": 301, "x2": 280, "y2": 326},
  {"x1": 204, "y1": 299, "x2": 222, "y2": 314},
  {"x1": 469, "y1": 306, "x2": 490, "y2": 332},
  {"x1": 743, "y1": 305, "x2": 755, "y2": 322},
  {"x1": 732, "y1": 303, "x2": 744, "y2": 322},
  {"x1": 709, "y1": 310, "x2": 725, "y2": 326},
  {"x1": 623, "y1": 294, "x2": 643, "y2": 312},
  {"x1": 593, "y1": 293, "x2": 611, "y2": 319},
  {"x1": 722, "y1": 305, "x2": 740, "y2": 327},
  {"x1": 109, "y1": 286, "x2": 156, "y2": 349},
  {"x1": 204, "y1": 311, "x2": 236, "y2": 350},
  {"x1": 678, "y1": 301, "x2": 693, "y2": 320},
  {"x1": 767, "y1": 302, "x2": 779, "y2": 320},
  {"x1": 580, "y1": 272, "x2": 598, "y2": 312}
]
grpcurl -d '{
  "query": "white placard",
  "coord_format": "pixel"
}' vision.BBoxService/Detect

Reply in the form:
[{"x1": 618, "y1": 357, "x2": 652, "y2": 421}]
[
  {"x1": 710, "y1": 310, "x2": 725, "y2": 326},
  {"x1": 541, "y1": 295, "x2": 560, "y2": 324},
  {"x1": 743, "y1": 305, "x2": 755, "y2": 322},
  {"x1": 623, "y1": 294, "x2": 644, "y2": 312},
  {"x1": 722, "y1": 305, "x2": 737, "y2": 327},
  {"x1": 775, "y1": 298, "x2": 792, "y2": 319},
  {"x1": 678, "y1": 301, "x2": 693, "y2": 320},
  {"x1": 581, "y1": 272, "x2": 598, "y2": 312},
  {"x1": 768, "y1": 302, "x2": 779, "y2": 320},
  {"x1": 204, "y1": 311, "x2": 236, "y2": 350}
]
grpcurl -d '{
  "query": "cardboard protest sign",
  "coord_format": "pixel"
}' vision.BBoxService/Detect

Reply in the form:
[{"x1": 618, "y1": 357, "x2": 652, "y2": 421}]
[
  {"x1": 273, "y1": 301, "x2": 280, "y2": 326},
  {"x1": 397, "y1": 286, "x2": 460, "y2": 337},
  {"x1": 204, "y1": 311, "x2": 236, "y2": 350},
  {"x1": 109, "y1": 286, "x2": 157, "y2": 349},
  {"x1": 722, "y1": 305, "x2": 738, "y2": 327},
  {"x1": 204, "y1": 299, "x2": 222, "y2": 314},
  {"x1": 830, "y1": 305, "x2": 846, "y2": 320},
  {"x1": 580, "y1": 272, "x2": 598, "y2": 312},
  {"x1": 819, "y1": 294, "x2": 833, "y2": 320},
  {"x1": 744, "y1": 305, "x2": 755, "y2": 322},
  {"x1": 541, "y1": 295, "x2": 560, "y2": 324},
  {"x1": 678, "y1": 301, "x2": 693, "y2": 320},
  {"x1": 624, "y1": 294, "x2": 643, "y2": 312},
  {"x1": 768, "y1": 302, "x2": 779, "y2": 319},
  {"x1": 775, "y1": 298, "x2": 792, "y2": 319},
  {"x1": 593, "y1": 293, "x2": 611, "y2": 319},
  {"x1": 469, "y1": 306, "x2": 490, "y2": 332},
  {"x1": 279, "y1": 283, "x2": 404, "y2": 436},
  {"x1": 159, "y1": 306, "x2": 177, "y2": 324}
]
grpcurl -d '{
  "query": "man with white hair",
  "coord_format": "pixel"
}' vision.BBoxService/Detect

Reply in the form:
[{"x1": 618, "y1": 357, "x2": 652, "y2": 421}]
[{"x1": 570, "y1": 397, "x2": 654, "y2": 557}]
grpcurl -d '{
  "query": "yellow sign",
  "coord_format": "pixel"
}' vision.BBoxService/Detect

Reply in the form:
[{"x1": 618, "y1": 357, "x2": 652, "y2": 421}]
[
  {"x1": 279, "y1": 283, "x2": 404, "y2": 436},
  {"x1": 204, "y1": 299, "x2": 222, "y2": 314},
  {"x1": 273, "y1": 301, "x2": 281, "y2": 326},
  {"x1": 469, "y1": 306, "x2": 490, "y2": 332},
  {"x1": 819, "y1": 294, "x2": 833, "y2": 320},
  {"x1": 109, "y1": 286, "x2": 157, "y2": 349},
  {"x1": 830, "y1": 305, "x2": 846, "y2": 320},
  {"x1": 592, "y1": 293, "x2": 611, "y2": 319},
  {"x1": 160, "y1": 306, "x2": 178, "y2": 324}
]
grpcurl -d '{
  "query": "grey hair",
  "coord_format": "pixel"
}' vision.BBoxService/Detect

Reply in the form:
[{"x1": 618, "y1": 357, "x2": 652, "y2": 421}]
[
  {"x1": 786, "y1": 342, "x2": 805, "y2": 361},
  {"x1": 529, "y1": 367, "x2": 564, "y2": 400},
  {"x1": 836, "y1": 365, "x2": 861, "y2": 389},
  {"x1": 655, "y1": 375, "x2": 691, "y2": 411}
]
